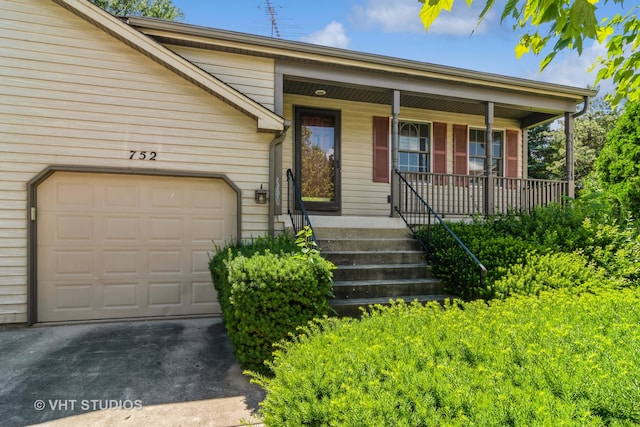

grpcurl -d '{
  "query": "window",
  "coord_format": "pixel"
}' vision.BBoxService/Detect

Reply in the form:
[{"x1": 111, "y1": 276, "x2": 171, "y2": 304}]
[
  {"x1": 469, "y1": 129, "x2": 504, "y2": 176},
  {"x1": 398, "y1": 122, "x2": 431, "y2": 173}
]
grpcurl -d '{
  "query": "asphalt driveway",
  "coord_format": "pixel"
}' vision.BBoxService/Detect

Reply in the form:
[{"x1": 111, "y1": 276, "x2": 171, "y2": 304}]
[{"x1": 0, "y1": 318, "x2": 265, "y2": 426}]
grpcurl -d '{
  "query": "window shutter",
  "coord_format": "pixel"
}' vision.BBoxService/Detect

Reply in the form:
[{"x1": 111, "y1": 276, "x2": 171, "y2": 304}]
[
  {"x1": 505, "y1": 130, "x2": 519, "y2": 178},
  {"x1": 432, "y1": 122, "x2": 447, "y2": 174},
  {"x1": 373, "y1": 116, "x2": 390, "y2": 183},
  {"x1": 453, "y1": 124, "x2": 468, "y2": 186},
  {"x1": 433, "y1": 122, "x2": 447, "y2": 185},
  {"x1": 453, "y1": 124, "x2": 468, "y2": 175}
]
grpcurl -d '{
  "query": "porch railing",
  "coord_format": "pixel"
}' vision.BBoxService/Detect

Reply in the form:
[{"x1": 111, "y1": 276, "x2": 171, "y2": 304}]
[
  {"x1": 286, "y1": 169, "x2": 318, "y2": 246},
  {"x1": 399, "y1": 172, "x2": 567, "y2": 216},
  {"x1": 395, "y1": 170, "x2": 487, "y2": 295}
]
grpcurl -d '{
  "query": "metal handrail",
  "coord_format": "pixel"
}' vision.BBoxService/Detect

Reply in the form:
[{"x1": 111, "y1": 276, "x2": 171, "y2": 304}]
[
  {"x1": 286, "y1": 169, "x2": 319, "y2": 247},
  {"x1": 395, "y1": 170, "x2": 487, "y2": 296}
]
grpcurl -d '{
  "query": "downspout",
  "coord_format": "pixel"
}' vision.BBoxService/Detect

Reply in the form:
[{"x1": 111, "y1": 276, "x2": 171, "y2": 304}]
[
  {"x1": 564, "y1": 96, "x2": 590, "y2": 198},
  {"x1": 390, "y1": 90, "x2": 400, "y2": 217},
  {"x1": 269, "y1": 122, "x2": 290, "y2": 236},
  {"x1": 573, "y1": 95, "x2": 590, "y2": 119}
]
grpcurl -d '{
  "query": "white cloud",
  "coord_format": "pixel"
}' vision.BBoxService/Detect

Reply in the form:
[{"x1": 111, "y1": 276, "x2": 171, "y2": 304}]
[
  {"x1": 532, "y1": 42, "x2": 613, "y2": 95},
  {"x1": 351, "y1": 0, "x2": 491, "y2": 36},
  {"x1": 352, "y1": 0, "x2": 423, "y2": 32},
  {"x1": 299, "y1": 21, "x2": 351, "y2": 49}
]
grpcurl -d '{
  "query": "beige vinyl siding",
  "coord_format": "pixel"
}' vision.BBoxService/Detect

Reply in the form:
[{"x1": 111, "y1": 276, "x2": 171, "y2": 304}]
[
  {"x1": 0, "y1": 0, "x2": 274, "y2": 323},
  {"x1": 168, "y1": 44, "x2": 275, "y2": 110},
  {"x1": 282, "y1": 96, "x2": 523, "y2": 217}
]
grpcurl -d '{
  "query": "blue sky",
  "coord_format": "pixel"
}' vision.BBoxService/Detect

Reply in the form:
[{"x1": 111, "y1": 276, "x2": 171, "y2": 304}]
[{"x1": 171, "y1": 0, "x2": 623, "y2": 95}]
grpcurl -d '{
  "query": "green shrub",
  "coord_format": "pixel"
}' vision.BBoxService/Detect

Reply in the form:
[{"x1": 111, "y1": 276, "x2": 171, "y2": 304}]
[
  {"x1": 209, "y1": 233, "x2": 298, "y2": 321},
  {"x1": 420, "y1": 222, "x2": 545, "y2": 299},
  {"x1": 226, "y1": 250, "x2": 335, "y2": 374},
  {"x1": 425, "y1": 203, "x2": 640, "y2": 299},
  {"x1": 209, "y1": 228, "x2": 335, "y2": 375},
  {"x1": 251, "y1": 291, "x2": 640, "y2": 426},
  {"x1": 491, "y1": 251, "x2": 628, "y2": 299},
  {"x1": 488, "y1": 202, "x2": 592, "y2": 252},
  {"x1": 580, "y1": 217, "x2": 640, "y2": 284}
]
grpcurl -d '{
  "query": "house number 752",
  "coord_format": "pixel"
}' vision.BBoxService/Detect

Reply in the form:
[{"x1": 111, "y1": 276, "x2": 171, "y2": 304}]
[{"x1": 129, "y1": 150, "x2": 157, "y2": 160}]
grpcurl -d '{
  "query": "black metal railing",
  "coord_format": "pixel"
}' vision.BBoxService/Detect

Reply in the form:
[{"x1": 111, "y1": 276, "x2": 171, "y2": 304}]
[
  {"x1": 286, "y1": 169, "x2": 318, "y2": 247},
  {"x1": 395, "y1": 170, "x2": 487, "y2": 296}
]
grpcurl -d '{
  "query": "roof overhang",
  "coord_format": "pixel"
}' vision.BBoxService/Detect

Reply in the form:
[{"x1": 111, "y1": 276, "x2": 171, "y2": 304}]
[
  {"x1": 127, "y1": 16, "x2": 598, "y2": 129},
  {"x1": 51, "y1": 0, "x2": 285, "y2": 133}
]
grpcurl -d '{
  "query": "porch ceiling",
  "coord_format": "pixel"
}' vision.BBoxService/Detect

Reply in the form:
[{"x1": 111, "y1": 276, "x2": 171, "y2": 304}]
[{"x1": 283, "y1": 79, "x2": 555, "y2": 125}]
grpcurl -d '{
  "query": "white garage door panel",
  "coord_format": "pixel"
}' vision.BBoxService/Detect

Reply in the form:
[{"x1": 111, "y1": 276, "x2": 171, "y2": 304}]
[{"x1": 37, "y1": 172, "x2": 237, "y2": 322}]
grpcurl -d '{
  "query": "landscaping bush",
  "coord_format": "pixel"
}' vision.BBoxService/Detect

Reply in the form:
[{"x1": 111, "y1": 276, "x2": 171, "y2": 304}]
[
  {"x1": 225, "y1": 250, "x2": 334, "y2": 374},
  {"x1": 251, "y1": 290, "x2": 640, "y2": 426},
  {"x1": 491, "y1": 251, "x2": 628, "y2": 299},
  {"x1": 580, "y1": 217, "x2": 640, "y2": 284},
  {"x1": 209, "y1": 229, "x2": 335, "y2": 375},
  {"x1": 209, "y1": 233, "x2": 298, "y2": 317},
  {"x1": 424, "y1": 202, "x2": 640, "y2": 298},
  {"x1": 488, "y1": 202, "x2": 594, "y2": 252},
  {"x1": 419, "y1": 223, "x2": 545, "y2": 299}
]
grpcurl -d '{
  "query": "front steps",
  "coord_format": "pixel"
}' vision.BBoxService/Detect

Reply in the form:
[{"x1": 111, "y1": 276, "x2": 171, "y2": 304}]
[{"x1": 315, "y1": 227, "x2": 450, "y2": 317}]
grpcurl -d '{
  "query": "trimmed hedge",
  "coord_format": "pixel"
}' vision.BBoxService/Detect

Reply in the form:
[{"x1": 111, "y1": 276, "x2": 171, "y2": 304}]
[
  {"x1": 225, "y1": 250, "x2": 334, "y2": 374},
  {"x1": 209, "y1": 231, "x2": 335, "y2": 375},
  {"x1": 251, "y1": 290, "x2": 640, "y2": 426},
  {"x1": 209, "y1": 233, "x2": 298, "y2": 319}
]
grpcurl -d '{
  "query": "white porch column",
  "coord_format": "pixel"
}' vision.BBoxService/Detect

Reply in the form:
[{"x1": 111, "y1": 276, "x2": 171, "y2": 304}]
[
  {"x1": 484, "y1": 101, "x2": 495, "y2": 216},
  {"x1": 390, "y1": 89, "x2": 400, "y2": 217},
  {"x1": 522, "y1": 128, "x2": 529, "y2": 178}
]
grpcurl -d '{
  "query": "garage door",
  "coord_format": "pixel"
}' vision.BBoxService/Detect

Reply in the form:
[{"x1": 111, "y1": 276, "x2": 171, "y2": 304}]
[{"x1": 36, "y1": 172, "x2": 237, "y2": 322}]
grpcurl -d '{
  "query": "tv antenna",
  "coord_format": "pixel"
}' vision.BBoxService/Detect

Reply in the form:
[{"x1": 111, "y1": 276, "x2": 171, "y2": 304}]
[{"x1": 264, "y1": 0, "x2": 280, "y2": 38}]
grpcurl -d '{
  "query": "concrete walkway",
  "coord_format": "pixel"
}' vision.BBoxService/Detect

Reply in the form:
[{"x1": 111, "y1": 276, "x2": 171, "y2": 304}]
[{"x1": 0, "y1": 318, "x2": 265, "y2": 426}]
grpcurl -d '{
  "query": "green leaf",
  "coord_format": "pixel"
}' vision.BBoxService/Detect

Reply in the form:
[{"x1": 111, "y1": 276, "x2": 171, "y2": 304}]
[{"x1": 419, "y1": 0, "x2": 455, "y2": 30}]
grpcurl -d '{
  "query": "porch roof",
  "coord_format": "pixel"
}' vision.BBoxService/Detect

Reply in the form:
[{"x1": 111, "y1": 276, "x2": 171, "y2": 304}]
[{"x1": 127, "y1": 16, "x2": 598, "y2": 128}]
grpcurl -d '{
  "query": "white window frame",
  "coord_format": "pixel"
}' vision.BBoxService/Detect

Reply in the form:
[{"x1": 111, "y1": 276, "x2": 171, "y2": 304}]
[
  {"x1": 397, "y1": 120, "x2": 432, "y2": 173},
  {"x1": 469, "y1": 128, "x2": 505, "y2": 177}
]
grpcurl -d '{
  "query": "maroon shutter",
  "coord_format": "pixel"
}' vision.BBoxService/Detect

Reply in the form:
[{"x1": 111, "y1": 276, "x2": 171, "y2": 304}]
[
  {"x1": 432, "y1": 122, "x2": 447, "y2": 185},
  {"x1": 453, "y1": 124, "x2": 468, "y2": 186},
  {"x1": 453, "y1": 124, "x2": 468, "y2": 175},
  {"x1": 373, "y1": 116, "x2": 390, "y2": 183},
  {"x1": 432, "y1": 122, "x2": 447, "y2": 173},
  {"x1": 505, "y1": 129, "x2": 519, "y2": 189},
  {"x1": 505, "y1": 130, "x2": 519, "y2": 177}
]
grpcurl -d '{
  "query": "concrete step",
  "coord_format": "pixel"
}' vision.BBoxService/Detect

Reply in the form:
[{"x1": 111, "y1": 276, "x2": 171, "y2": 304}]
[
  {"x1": 332, "y1": 278, "x2": 444, "y2": 299},
  {"x1": 319, "y1": 238, "x2": 421, "y2": 252},
  {"x1": 315, "y1": 226, "x2": 448, "y2": 318},
  {"x1": 333, "y1": 263, "x2": 431, "y2": 281},
  {"x1": 323, "y1": 250, "x2": 426, "y2": 266},
  {"x1": 315, "y1": 227, "x2": 412, "y2": 239},
  {"x1": 330, "y1": 294, "x2": 453, "y2": 318}
]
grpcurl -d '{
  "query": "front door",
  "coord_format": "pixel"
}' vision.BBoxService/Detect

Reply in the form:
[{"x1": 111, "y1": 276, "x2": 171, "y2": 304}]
[{"x1": 295, "y1": 107, "x2": 341, "y2": 213}]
